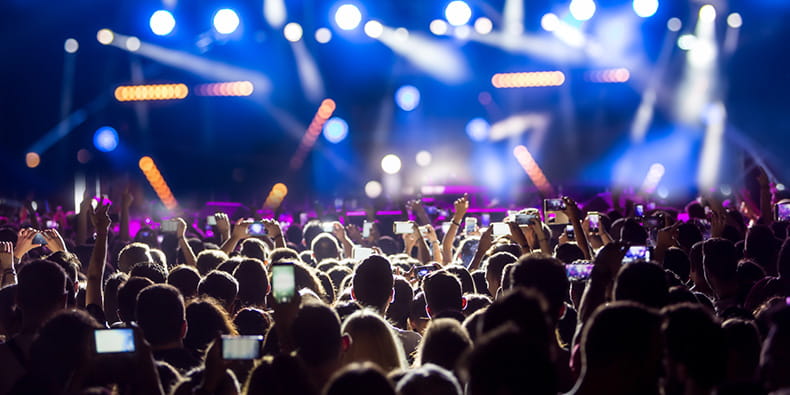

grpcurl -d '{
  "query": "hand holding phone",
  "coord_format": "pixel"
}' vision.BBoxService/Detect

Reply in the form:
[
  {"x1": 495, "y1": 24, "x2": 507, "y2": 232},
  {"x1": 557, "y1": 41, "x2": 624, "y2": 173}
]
[
  {"x1": 271, "y1": 261, "x2": 296, "y2": 303},
  {"x1": 221, "y1": 335, "x2": 263, "y2": 360},
  {"x1": 566, "y1": 263, "x2": 594, "y2": 281},
  {"x1": 464, "y1": 217, "x2": 477, "y2": 234},
  {"x1": 94, "y1": 328, "x2": 136, "y2": 355},
  {"x1": 353, "y1": 246, "x2": 374, "y2": 261},
  {"x1": 393, "y1": 221, "x2": 412, "y2": 235},
  {"x1": 248, "y1": 222, "x2": 267, "y2": 236}
]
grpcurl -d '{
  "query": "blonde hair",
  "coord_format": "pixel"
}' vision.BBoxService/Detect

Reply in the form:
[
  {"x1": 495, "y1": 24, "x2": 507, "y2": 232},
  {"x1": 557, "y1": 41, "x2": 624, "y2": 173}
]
[{"x1": 340, "y1": 309, "x2": 407, "y2": 372}]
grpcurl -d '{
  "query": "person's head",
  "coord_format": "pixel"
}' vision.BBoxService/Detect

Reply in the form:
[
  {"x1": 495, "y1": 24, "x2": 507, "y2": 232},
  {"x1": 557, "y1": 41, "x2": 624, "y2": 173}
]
[
  {"x1": 481, "y1": 288, "x2": 553, "y2": 347},
  {"x1": 150, "y1": 248, "x2": 167, "y2": 270},
  {"x1": 485, "y1": 252, "x2": 517, "y2": 296},
  {"x1": 292, "y1": 302, "x2": 344, "y2": 368},
  {"x1": 103, "y1": 272, "x2": 128, "y2": 324},
  {"x1": 461, "y1": 323, "x2": 556, "y2": 395},
  {"x1": 116, "y1": 276, "x2": 154, "y2": 323},
  {"x1": 422, "y1": 270, "x2": 464, "y2": 318},
  {"x1": 703, "y1": 238, "x2": 739, "y2": 296},
  {"x1": 183, "y1": 296, "x2": 237, "y2": 353},
  {"x1": 136, "y1": 284, "x2": 186, "y2": 347},
  {"x1": 240, "y1": 238, "x2": 268, "y2": 261},
  {"x1": 555, "y1": 243, "x2": 585, "y2": 264},
  {"x1": 463, "y1": 293, "x2": 491, "y2": 316},
  {"x1": 167, "y1": 265, "x2": 201, "y2": 299},
  {"x1": 302, "y1": 222, "x2": 324, "y2": 250},
  {"x1": 340, "y1": 309, "x2": 407, "y2": 372},
  {"x1": 234, "y1": 307, "x2": 271, "y2": 336},
  {"x1": 129, "y1": 261, "x2": 167, "y2": 284},
  {"x1": 270, "y1": 247, "x2": 300, "y2": 264},
  {"x1": 312, "y1": 233, "x2": 341, "y2": 263},
  {"x1": 44, "y1": 251, "x2": 80, "y2": 305},
  {"x1": 328, "y1": 266, "x2": 353, "y2": 293},
  {"x1": 324, "y1": 362, "x2": 395, "y2": 395},
  {"x1": 233, "y1": 258, "x2": 269, "y2": 308},
  {"x1": 386, "y1": 276, "x2": 414, "y2": 330},
  {"x1": 196, "y1": 249, "x2": 229, "y2": 276},
  {"x1": 620, "y1": 218, "x2": 648, "y2": 245},
  {"x1": 352, "y1": 255, "x2": 393, "y2": 312},
  {"x1": 198, "y1": 270, "x2": 239, "y2": 312},
  {"x1": 16, "y1": 259, "x2": 68, "y2": 325},
  {"x1": 416, "y1": 318, "x2": 472, "y2": 372},
  {"x1": 245, "y1": 354, "x2": 318, "y2": 395},
  {"x1": 580, "y1": 302, "x2": 662, "y2": 390},
  {"x1": 664, "y1": 247, "x2": 691, "y2": 284},
  {"x1": 677, "y1": 222, "x2": 704, "y2": 252},
  {"x1": 408, "y1": 292, "x2": 430, "y2": 334},
  {"x1": 510, "y1": 253, "x2": 568, "y2": 325},
  {"x1": 117, "y1": 242, "x2": 152, "y2": 273},
  {"x1": 661, "y1": 303, "x2": 726, "y2": 393},
  {"x1": 745, "y1": 224, "x2": 780, "y2": 276},
  {"x1": 721, "y1": 318, "x2": 761, "y2": 384},
  {"x1": 444, "y1": 265, "x2": 475, "y2": 295},
  {"x1": 396, "y1": 364, "x2": 462, "y2": 395},
  {"x1": 614, "y1": 261, "x2": 669, "y2": 309}
]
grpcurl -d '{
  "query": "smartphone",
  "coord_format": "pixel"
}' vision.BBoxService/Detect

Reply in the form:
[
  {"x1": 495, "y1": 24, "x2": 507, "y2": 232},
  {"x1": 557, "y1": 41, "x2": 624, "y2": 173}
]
[
  {"x1": 441, "y1": 222, "x2": 451, "y2": 235},
  {"x1": 622, "y1": 245, "x2": 651, "y2": 264},
  {"x1": 271, "y1": 261, "x2": 296, "y2": 303},
  {"x1": 362, "y1": 221, "x2": 372, "y2": 238},
  {"x1": 775, "y1": 202, "x2": 790, "y2": 222},
  {"x1": 393, "y1": 221, "x2": 412, "y2": 234},
  {"x1": 206, "y1": 215, "x2": 217, "y2": 226},
  {"x1": 419, "y1": 225, "x2": 430, "y2": 236},
  {"x1": 465, "y1": 217, "x2": 477, "y2": 233},
  {"x1": 644, "y1": 216, "x2": 662, "y2": 229},
  {"x1": 46, "y1": 220, "x2": 59, "y2": 229},
  {"x1": 322, "y1": 222, "x2": 335, "y2": 233},
  {"x1": 543, "y1": 199, "x2": 567, "y2": 224},
  {"x1": 161, "y1": 220, "x2": 178, "y2": 233},
  {"x1": 32, "y1": 233, "x2": 47, "y2": 245},
  {"x1": 565, "y1": 224, "x2": 575, "y2": 241},
  {"x1": 634, "y1": 204, "x2": 645, "y2": 219},
  {"x1": 587, "y1": 212, "x2": 600, "y2": 233},
  {"x1": 481, "y1": 214, "x2": 491, "y2": 227},
  {"x1": 221, "y1": 335, "x2": 263, "y2": 360},
  {"x1": 491, "y1": 222, "x2": 509, "y2": 237},
  {"x1": 414, "y1": 265, "x2": 435, "y2": 278},
  {"x1": 544, "y1": 198, "x2": 566, "y2": 212},
  {"x1": 566, "y1": 263, "x2": 594, "y2": 281},
  {"x1": 138, "y1": 230, "x2": 153, "y2": 238},
  {"x1": 299, "y1": 213, "x2": 308, "y2": 225},
  {"x1": 353, "y1": 246, "x2": 374, "y2": 261},
  {"x1": 515, "y1": 213, "x2": 537, "y2": 225},
  {"x1": 94, "y1": 328, "x2": 136, "y2": 354},
  {"x1": 248, "y1": 222, "x2": 267, "y2": 236}
]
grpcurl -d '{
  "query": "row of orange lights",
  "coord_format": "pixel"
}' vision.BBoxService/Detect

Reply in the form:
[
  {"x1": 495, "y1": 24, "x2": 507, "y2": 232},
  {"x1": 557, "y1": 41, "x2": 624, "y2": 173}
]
[
  {"x1": 491, "y1": 71, "x2": 566, "y2": 88},
  {"x1": 195, "y1": 81, "x2": 254, "y2": 97},
  {"x1": 115, "y1": 84, "x2": 189, "y2": 102},
  {"x1": 289, "y1": 98, "x2": 337, "y2": 170},
  {"x1": 263, "y1": 183, "x2": 289, "y2": 209},
  {"x1": 138, "y1": 156, "x2": 178, "y2": 210},
  {"x1": 513, "y1": 145, "x2": 555, "y2": 197},
  {"x1": 585, "y1": 68, "x2": 631, "y2": 83}
]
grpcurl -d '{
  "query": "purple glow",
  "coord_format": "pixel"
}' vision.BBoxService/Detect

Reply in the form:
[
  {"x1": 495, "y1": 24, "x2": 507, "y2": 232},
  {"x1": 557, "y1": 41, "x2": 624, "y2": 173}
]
[{"x1": 465, "y1": 208, "x2": 511, "y2": 213}]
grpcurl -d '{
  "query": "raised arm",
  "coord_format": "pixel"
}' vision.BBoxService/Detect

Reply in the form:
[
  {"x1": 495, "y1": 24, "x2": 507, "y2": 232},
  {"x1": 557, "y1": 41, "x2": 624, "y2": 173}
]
[
  {"x1": 120, "y1": 189, "x2": 133, "y2": 242},
  {"x1": 0, "y1": 242, "x2": 16, "y2": 287},
  {"x1": 563, "y1": 196, "x2": 592, "y2": 260},
  {"x1": 263, "y1": 219, "x2": 287, "y2": 249},
  {"x1": 423, "y1": 224, "x2": 443, "y2": 264},
  {"x1": 757, "y1": 166, "x2": 773, "y2": 225},
  {"x1": 76, "y1": 191, "x2": 92, "y2": 245},
  {"x1": 332, "y1": 221, "x2": 354, "y2": 258},
  {"x1": 468, "y1": 226, "x2": 494, "y2": 272},
  {"x1": 86, "y1": 199, "x2": 111, "y2": 308},
  {"x1": 442, "y1": 194, "x2": 468, "y2": 265},
  {"x1": 176, "y1": 218, "x2": 197, "y2": 267},
  {"x1": 220, "y1": 218, "x2": 251, "y2": 255},
  {"x1": 574, "y1": 241, "x2": 627, "y2": 348}
]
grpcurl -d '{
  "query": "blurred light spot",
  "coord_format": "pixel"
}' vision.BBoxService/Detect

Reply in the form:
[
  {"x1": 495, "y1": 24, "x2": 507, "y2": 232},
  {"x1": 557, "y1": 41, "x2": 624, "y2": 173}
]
[
  {"x1": 315, "y1": 27, "x2": 332, "y2": 43},
  {"x1": 364, "y1": 20, "x2": 384, "y2": 38},
  {"x1": 283, "y1": 22, "x2": 303, "y2": 42},
  {"x1": 395, "y1": 85, "x2": 420, "y2": 111},
  {"x1": 430, "y1": 19, "x2": 449, "y2": 35},
  {"x1": 77, "y1": 149, "x2": 91, "y2": 164},
  {"x1": 213, "y1": 9, "x2": 240, "y2": 35},
  {"x1": 677, "y1": 34, "x2": 696, "y2": 50},
  {"x1": 365, "y1": 180, "x2": 383, "y2": 199},
  {"x1": 667, "y1": 17, "x2": 682, "y2": 31},
  {"x1": 445, "y1": 1, "x2": 472, "y2": 26},
  {"x1": 125, "y1": 36, "x2": 141, "y2": 52},
  {"x1": 541, "y1": 13, "x2": 560, "y2": 31},
  {"x1": 335, "y1": 4, "x2": 362, "y2": 30},
  {"x1": 381, "y1": 154, "x2": 402, "y2": 175},
  {"x1": 474, "y1": 17, "x2": 493, "y2": 34},
  {"x1": 699, "y1": 4, "x2": 716, "y2": 23},
  {"x1": 416, "y1": 151, "x2": 432, "y2": 167},
  {"x1": 570, "y1": 0, "x2": 596, "y2": 21},
  {"x1": 97, "y1": 29, "x2": 114, "y2": 45},
  {"x1": 491, "y1": 71, "x2": 565, "y2": 88},
  {"x1": 64, "y1": 38, "x2": 79, "y2": 53},
  {"x1": 466, "y1": 118, "x2": 490, "y2": 142},
  {"x1": 94, "y1": 127, "x2": 119, "y2": 152},
  {"x1": 150, "y1": 10, "x2": 176, "y2": 36},
  {"x1": 26, "y1": 152, "x2": 40, "y2": 168},
  {"x1": 727, "y1": 13, "x2": 742, "y2": 28},
  {"x1": 633, "y1": 0, "x2": 659, "y2": 18},
  {"x1": 323, "y1": 116, "x2": 349, "y2": 143}
]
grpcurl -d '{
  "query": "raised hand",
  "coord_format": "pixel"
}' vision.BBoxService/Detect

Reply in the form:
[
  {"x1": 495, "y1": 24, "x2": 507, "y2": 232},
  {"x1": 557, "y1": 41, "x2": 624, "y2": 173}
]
[
  {"x1": 14, "y1": 228, "x2": 38, "y2": 260},
  {"x1": 42, "y1": 229, "x2": 67, "y2": 253},
  {"x1": 175, "y1": 218, "x2": 188, "y2": 239},
  {"x1": 406, "y1": 200, "x2": 431, "y2": 225},
  {"x1": 262, "y1": 219, "x2": 283, "y2": 239},
  {"x1": 423, "y1": 224, "x2": 439, "y2": 243},
  {"x1": 562, "y1": 196, "x2": 582, "y2": 222},
  {"x1": 0, "y1": 241, "x2": 13, "y2": 270},
  {"x1": 90, "y1": 198, "x2": 112, "y2": 234},
  {"x1": 122, "y1": 188, "x2": 134, "y2": 209},
  {"x1": 710, "y1": 210, "x2": 727, "y2": 238},
  {"x1": 232, "y1": 219, "x2": 252, "y2": 240},
  {"x1": 214, "y1": 213, "x2": 231, "y2": 242},
  {"x1": 452, "y1": 194, "x2": 469, "y2": 222},
  {"x1": 345, "y1": 224, "x2": 364, "y2": 245},
  {"x1": 331, "y1": 221, "x2": 347, "y2": 242},
  {"x1": 593, "y1": 241, "x2": 629, "y2": 278}
]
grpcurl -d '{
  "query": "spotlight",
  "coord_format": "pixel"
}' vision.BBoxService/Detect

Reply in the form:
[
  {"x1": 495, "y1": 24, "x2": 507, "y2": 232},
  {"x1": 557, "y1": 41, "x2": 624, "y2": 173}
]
[
  {"x1": 540, "y1": 13, "x2": 560, "y2": 32},
  {"x1": 323, "y1": 117, "x2": 349, "y2": 143},
  {"x1": 283, "y1": 22, "x2": 303, "y2": 42},
  {"x1": 64, "y1": 38, "x2": 79, "y2": 53},
  {"x1": 698, "y1": 5, "x2": 716, "y2": 23},
  {"x1": 365, "y1": 180, "x2": 383, "y2": 199},
  {"x1": 491, "y1": 71, "x2": 565, "y2": 88},
  {"x1": 416, "y1": 151, "x2": 432, "y2": 167},
  {"x1": 395, "y1": 85, "x2": 420, "y2": 111},
  {"x1": 149, "y1": 10, "x2": 176, "y2": 36},
  {"x1": 727, "y1": 13, "x2": 742, "y2": 28},
  {"x1": 125, "y1": 37, "x2": 141, "y2": 52},
  {"x1": 93, "y1": 127, "x2": 119, "y2": 152},
  {"x1": 213, "y1": 9, "x2": 240, "y2": 35},
  {"x1": 97, "y1": 29, "x2": 114, "y2": 45},
  {"x1": 633, "y1": 0, "x2": 659, "y2": 18},
  {"x1": 114, "y1": 83, "x2": 189, "y2": 102},
  {"x1": 381, "y1": 154, "x2": 402, "y2": 175},
  {"x1": 569, "y1": 0, "x2": 596, "y2": 21},
  {"x1": 335, "y1": 4, "x2": 362, "y2": 31},
  {"x1": 315, "y1": 27, "x2": 332, "y2": 43},
  {"x1": 474, "y1": 17, "x2": 493, "y2": 34},
  {"x1": 364, "y1": 20, "x2": 384, "y2": 38},
  {"x1": 26, "y1": 152, "x2": 40, "y2": 168},
  {"x1": 465, "y1": 118, "x2": 490, "y2": 142},
  {"x1": 667, "y1": 17, "x2": 682, "y2": 32},
  {"x1": 430, "y1": 19, "x2": 449, "y2": 35},
  {"x1": 677, "y1": 34, "x2": 696, "y2": 50},
  {"x1": 445, "y1": 1, "x2": 472, "y2": 26}
]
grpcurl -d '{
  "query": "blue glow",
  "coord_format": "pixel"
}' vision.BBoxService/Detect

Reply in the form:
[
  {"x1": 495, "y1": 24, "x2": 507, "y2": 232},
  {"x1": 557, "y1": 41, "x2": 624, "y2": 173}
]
[
  {"x1": 94, "y1": 127, "x2": 119, "y2": 152},
  {"x1": 395, "y1": 85, "x2": 420, "y2": 111},
  {"x1": 323, "y1": 117, "x2": 349, "y2": 143},
  {"x1": 149, "y1": 10, "x2": 176, "y2": 36},
  {"x1": 213, "y1": 9, "x2": 240, "y2": 35},
  {"x1": 445, "y1": 1, "x2": 472, "y2": 26},
  {"x1": 633, "y1": 0, "x2": 659, "y2": 18},
  {"x1": 465, "y1": 118, "x2": 490, "y2": 142},
  {"x1": 334, "y1": 4, "x2": 362, "y2": 31}
]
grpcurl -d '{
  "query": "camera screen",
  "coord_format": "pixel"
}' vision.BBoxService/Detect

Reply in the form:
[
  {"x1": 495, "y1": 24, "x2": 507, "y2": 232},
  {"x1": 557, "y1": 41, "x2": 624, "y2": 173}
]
[
  {"x1": 566, "y1": 264, "x2": 594, "y2": 281},
  {"x1": 248, "y1": 222, "x2": 266, "y2": 236},
  {"x1": 222, "y1": 336, "x2": 263, "y2": 360},
  {"x1": 272, "y1": 264, "x2": 296, "y2": 303},
  {"x1": 777, "y1": 203, "x2": 790, "y2": 222},
  {"x1": 95, "y1": 329, "x2": 135, "y2": 354},
  {"x1": 623, "y1": 246, "x2": 650, "y2": 263},
  {"x1": 544, "y1": 199, "x2": 565, "y2": 212}
]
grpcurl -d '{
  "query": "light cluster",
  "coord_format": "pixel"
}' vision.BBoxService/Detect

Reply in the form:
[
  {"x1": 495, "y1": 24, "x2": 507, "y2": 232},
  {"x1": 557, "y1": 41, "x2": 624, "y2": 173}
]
[
  {"x1": 264, "y1": 183, "x2": 288, "y2": 209},
  {"x1": 195, "y1": 81, "x2": 254, "y2": 96},
  {"x1": 513, "y1": 145, "x2": 554, "y2": 197},
  {"x1": 114, "y1": 84, "x2": 189, "y2": 102},
  {"x1": 138, "y1": 156, "x2": 178, "y2": 210},
  {"x1": 585, "y1": 68, "x2": 631, "y2": 83},
  {"x1": 491, "y1": 71, "x2": 566, "y2": 88},
  {"x1": 290, "y1": 99, "x2": 337, "y2": 169}
]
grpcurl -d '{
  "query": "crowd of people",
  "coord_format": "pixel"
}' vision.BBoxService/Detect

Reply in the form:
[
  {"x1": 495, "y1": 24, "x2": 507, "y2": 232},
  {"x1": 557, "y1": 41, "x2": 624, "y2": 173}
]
[{"x1": 0, "y1": 169, "x2": 789, "y2": 395}]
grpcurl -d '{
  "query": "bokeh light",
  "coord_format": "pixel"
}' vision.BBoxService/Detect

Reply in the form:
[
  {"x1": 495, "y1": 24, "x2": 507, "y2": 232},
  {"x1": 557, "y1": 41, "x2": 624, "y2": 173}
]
[
  {"x1": 466, "y1": 118, "x2": 490, "y2": 142},
  {"x1": 149, "y1": 10, "x2": 176, "y2": 36},
  {"x1": 323, "y1": 117, "x2": 349, "y2": 143},
  {"x1": 445, "y1": 1, "x2": 472, "y2": 27},
  {"x1": 365, "y1": 180, "x2": 383, "y2": 199},
  {"x1": 93, "y1": 127, "x2": 119, "y2": 152},
  {"x1": 335, "y1": 4, "x2": 362, "y2": 31},
  {"x1": 569, "y1": 0, "x2": 596, "y2": 21},
  {"x1": 97, "y1": 29, "x2": 114, "y2": 45},
  {"x1": 364, "y1": 20, "x2": 384, "y2": 38},
  {"x1": 416, "y1": 151, "x2": 432, "y2": 167},
  {"x1": 315, "y1": 27, "x2": 332, "y2": 43},
  {"x1": 381, "y1": 154, "x2": 402, "y2": 175},
  {"x1": 395, "y1": 85, "x2": 420, "y2": 111},
  {"x1": 283, "y1": 22, "x2": 303, "y2": 42},
  {"x1": 633, "y1": 0, "x2": 659, "y2": 18},
  {"x1": 64, "y1": 38, "x2": 79, "y2": 53},
  {"x1": 213, "y1": 9, "x2": 240, "y2": 35},
  {"x1": 26, "y1": 152, "x2": 40, "y2": 168}
]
